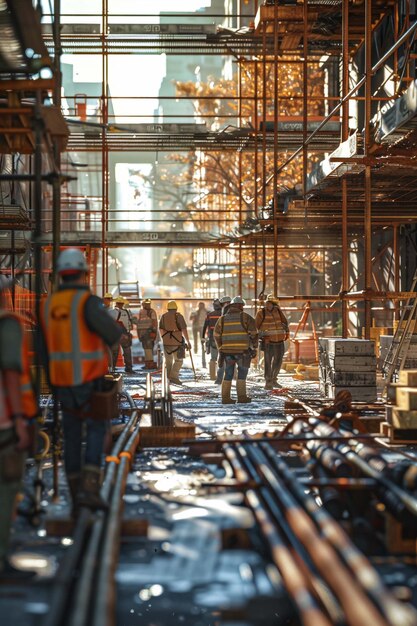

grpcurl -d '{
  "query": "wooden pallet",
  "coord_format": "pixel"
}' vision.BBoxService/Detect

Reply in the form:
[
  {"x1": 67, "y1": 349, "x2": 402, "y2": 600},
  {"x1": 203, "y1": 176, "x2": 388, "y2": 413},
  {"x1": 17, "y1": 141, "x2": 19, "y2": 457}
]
[
  {"x1": 45, "y1": 517, "x2": 148, "y2": 537},
  {"x1": 385, "y1": 513, "x2": 417, "y2": 555},
  {"x1": 380, "y1": 421, "x2": 417, "y2": 443},
  {"x1": 138, "y1": 418, "x2": 196, "y2": 448}
]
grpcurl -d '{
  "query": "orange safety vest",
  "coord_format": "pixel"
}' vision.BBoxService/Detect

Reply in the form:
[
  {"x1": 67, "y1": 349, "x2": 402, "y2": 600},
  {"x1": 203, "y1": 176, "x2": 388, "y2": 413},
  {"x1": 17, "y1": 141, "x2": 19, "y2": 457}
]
[
  {"x1": 0, "y1": 311, "x2": 37, "y2": 426},
  {"x1": 42, "y1": 289, "x2": 108, "y2": 387},
  {"x1": 255, "y1": 306, "x2": 288, "y2": 342}
]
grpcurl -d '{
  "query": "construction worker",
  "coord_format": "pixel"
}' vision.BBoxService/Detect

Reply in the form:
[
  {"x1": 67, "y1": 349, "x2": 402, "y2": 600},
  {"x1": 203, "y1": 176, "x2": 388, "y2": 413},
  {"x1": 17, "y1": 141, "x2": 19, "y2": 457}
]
[
  {"x1": 103, "y1": 292, "x2": 113, "y2": 310},
  {"x1": 202, "y1": 298, "x2": 222, "y2": 381},
  {"x1": 0, "y1": 276, "x2": 37, "y2": 580},
  {"x1": 136, "y1": 298, "x2": 158, "y2": 369},
  {"x1": 159, "y1": 300, "x2": 191, "y2": 384},
  {"x1": 255, "y1": 294, "x2": 289, "y2": 389},
  {"x1": 40, "y1": 249, "x2": 122, "y2": 511},
  {"x1": 215, "y1": 296, "x2": 232, "y2": 384},
  {"x1": 190, "y1": 301, "x2": 208, "y2": 354},
  {"x1": 109, "y1": 296, "x2": 134, "y2": 373},
  {"x1": 214, "y1": 295, "x2": 257, "y2": 404}
]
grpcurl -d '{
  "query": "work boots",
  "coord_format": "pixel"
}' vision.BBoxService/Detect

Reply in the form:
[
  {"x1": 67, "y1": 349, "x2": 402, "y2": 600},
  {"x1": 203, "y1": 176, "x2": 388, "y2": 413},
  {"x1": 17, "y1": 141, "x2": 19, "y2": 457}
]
[
  {"x1": 209, "y1": 360, "x2": 216, "y2": 380},
  {"x1": 221, "y1": 380, "x2": 235, "y2": 404},
  {"x1": 265, "y1": 380, "x2": 274, "y2": 390},
  {"x1": 236, "y1": 379, "x2": 251, "y2": 403},
  {"x1": 78, "y1": 465, "x2": 108, "y2": 511}
]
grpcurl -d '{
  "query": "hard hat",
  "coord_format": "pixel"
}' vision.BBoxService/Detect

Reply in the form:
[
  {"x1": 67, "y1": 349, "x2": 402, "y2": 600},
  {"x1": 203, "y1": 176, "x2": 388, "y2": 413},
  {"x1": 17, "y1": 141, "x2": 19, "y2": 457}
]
[
  {"x1": 266, "y1": 294, "x2": 279, "y2": 304},
  {"x1": 103, "y1": 292, "x2": 113, "y2": 299},
  {"x1": 123, "y1": 297, "x2": 130, "y2": 305},
  {"x1": 213, "y1": 298, "x2": 221, "y2": 308},
  {"x1": 115, "y1": 296, "x2": 125, "y2": 304},
  {"x1": 232, "y1": 295, "x2": 246, "y2": 306},
  {"x1": 56, "y1": 249, "x2": 88, "y2": 274},
  {"x1": 219, "y1": 295, "x2": 231, "y2": 305},
  {"x1": 143, "y1": 298, "x2": 151, "y2": 305},
  {"x1": 167, "y1": 300, "x2": 177, "y2": 310}
]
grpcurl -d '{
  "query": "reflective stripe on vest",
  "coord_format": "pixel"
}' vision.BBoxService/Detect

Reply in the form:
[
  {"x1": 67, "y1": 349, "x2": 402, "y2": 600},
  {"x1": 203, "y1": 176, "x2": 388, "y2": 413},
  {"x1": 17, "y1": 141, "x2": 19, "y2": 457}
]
[
  {"x1": 207, "y1": 310, "x2": 221, "y2": 332},
  {"x1": 260, "y1": 308, "x2": 287, "y2": 342},
  {"x1": 219, "y1": 311, "x2": 249, "y2": 353},
  {"x1": 44, "y1": 290, "x2": 108, "y2": 386},
  {"x1": 137, "y1": 309, "x2": 155, "y2": 332},
  {"x1": 0, "y1": 310, "x2": 37, "y2": 421}
]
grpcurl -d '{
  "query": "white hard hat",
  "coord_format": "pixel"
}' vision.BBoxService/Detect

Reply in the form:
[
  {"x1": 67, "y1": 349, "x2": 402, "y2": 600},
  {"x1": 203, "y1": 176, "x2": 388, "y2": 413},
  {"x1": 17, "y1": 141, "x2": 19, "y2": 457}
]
[
  {"x1": 232, "y1": 295, "x2": 246, "y2": 305},
  {"x1": 57, "y1": 249, "x2": 88, "y2": 274}
]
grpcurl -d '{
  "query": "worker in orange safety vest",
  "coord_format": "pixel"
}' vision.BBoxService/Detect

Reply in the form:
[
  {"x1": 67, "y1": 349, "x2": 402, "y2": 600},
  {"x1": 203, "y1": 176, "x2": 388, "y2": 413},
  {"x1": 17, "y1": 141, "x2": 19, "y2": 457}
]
[
  {"x1": 0, "y1": 275, "x2": 38, "y2": 580},
  {"x1": 40, "y1": 249, "x2": 122, "y2": 513}
]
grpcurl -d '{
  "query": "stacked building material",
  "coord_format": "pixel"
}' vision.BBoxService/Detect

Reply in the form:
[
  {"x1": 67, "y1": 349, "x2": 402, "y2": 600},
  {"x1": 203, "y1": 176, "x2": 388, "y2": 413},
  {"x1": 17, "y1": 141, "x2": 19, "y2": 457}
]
[
  {"x1": 319, "y1": 338, "x2": 377, "y2": 401},
  {"x1": 385, "y1": 369, "x2": 417, "y2": 442}
]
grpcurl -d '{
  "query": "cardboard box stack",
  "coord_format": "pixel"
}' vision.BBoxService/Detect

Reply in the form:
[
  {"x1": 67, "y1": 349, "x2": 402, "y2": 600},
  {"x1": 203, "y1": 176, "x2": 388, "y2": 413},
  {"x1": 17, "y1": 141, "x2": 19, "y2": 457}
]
[
  {"x1": 386, "y1": 369, "x2": 417, "y2": 436},
  {"x1": 319, "y1": 338, "x2": 377, "y2": 402}
]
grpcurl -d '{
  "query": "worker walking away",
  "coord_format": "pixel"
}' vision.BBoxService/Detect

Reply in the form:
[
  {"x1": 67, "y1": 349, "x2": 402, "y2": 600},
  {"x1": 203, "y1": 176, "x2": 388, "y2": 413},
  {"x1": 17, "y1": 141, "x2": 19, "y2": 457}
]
[
  {"x1": 159, "y1": 301, "x2": 191, "y2": 385},
  {"x1": 256, "y1": 295, "x2": 289, "y2": 389},
  {"x1": 214, "y1": 296, "x2": 257, "y2": 404},
  {"x1": 136, "y1": 298, "x2": 158, "y2": 369},
  {"x1": 102, "y1": 292, "x2": 113, "y2": 310},
  {"x1": 202, "y1": 298, "x2": 222, "y2": 381},
  {"x1": 109, "y1": 296, "x2": 134, "y2": 373},
  {"x1": 215, "y1": 296, "x2": 232, "y2": 384},
  {"x1": 190, "y1": 301, "x2": 208, "y2": 354},
  {"x1": 0, "y1": 276, "x2": 38, "y2": 580},
  {"x1": 40, "y1": 249, "x2": 122, "y2": 512}
]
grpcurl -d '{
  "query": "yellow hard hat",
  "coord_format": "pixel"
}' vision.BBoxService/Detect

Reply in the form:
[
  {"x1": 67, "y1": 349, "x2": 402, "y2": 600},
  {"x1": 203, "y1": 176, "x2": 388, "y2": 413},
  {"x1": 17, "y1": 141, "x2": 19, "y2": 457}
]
[
  {"x1": 167, "y1": 300, "x2": 177, "y2": 310},
  {"x1": 103, "y1": 292, "x2": 113, "y2": 299},
  {"x1": 115, "y1": 296, "x2": 125, "y2": 304},
  {"x1": 143, "y1": 298, "x2": 151, "y2": 305}
]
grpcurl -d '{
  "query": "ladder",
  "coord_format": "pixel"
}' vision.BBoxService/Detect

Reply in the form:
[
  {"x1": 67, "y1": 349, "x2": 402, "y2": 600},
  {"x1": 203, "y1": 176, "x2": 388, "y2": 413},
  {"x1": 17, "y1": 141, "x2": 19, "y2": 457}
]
[{"x1": 382, "y1": 268, "x2": 417, "y2": 383}]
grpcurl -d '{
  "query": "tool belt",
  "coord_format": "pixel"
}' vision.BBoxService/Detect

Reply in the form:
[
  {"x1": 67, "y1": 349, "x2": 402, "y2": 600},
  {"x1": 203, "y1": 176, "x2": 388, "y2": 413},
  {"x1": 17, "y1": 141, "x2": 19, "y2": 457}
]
[
  {"x1": 91, "y1": 378, "x2": 119, "y2": 421},
  {"x1": 65, "y1": 378, "x2": 119, "y2": 422}
]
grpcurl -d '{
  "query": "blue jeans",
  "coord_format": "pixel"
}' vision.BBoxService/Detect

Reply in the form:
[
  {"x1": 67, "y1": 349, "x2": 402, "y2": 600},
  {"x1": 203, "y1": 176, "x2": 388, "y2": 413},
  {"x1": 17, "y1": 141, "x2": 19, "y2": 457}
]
[
  {"x1": 224, "y1": 355, "x2": 248, "y2": 381},
  {"x1": 57, "y1": 379, "x2": 107, "y2": 475}
]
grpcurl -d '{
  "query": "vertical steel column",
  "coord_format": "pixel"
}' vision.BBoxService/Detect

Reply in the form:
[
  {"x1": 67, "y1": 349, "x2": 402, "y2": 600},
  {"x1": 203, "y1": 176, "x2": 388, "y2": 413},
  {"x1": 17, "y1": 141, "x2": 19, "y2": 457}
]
[
  {"x1": 341, "y1": 0, "x2": 349, "y2": 337},
  {"x1": 254, "y1": 241, "x2": 258, "y2": 313},
  {"x1": 393, "y1": 224, "x2": 400, "y2": 322},
  {"x1": 253, "y1": 57, "x2": 261, "y2": 299},
  {"x1": 52, "y1": 0, "x2": 61, "y2": 286},
  {"x1": 272, "y1": 3, "x2": 278, "y2": 295},
  {"x1": 101, "y1": 0, "x2": 109, "y2": 293},
  {"x1": 238, "y1": 70, "x2": 243, "y2": 296},
  {"x1": 261, "y1": 22, "x2": 267, "y2": 295},
  {"x1": 394, "y1": 1, "x2": 399, "y2": 95},
  {"x1": 364, "y1": 0, "x2": 373, "y2": 338},
  {"x1": 238, "y1": 242, "x2": 243, "y2": 294}
]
